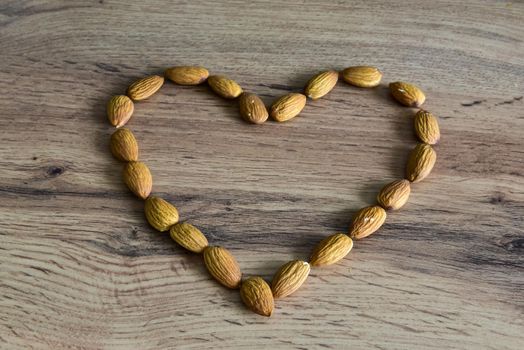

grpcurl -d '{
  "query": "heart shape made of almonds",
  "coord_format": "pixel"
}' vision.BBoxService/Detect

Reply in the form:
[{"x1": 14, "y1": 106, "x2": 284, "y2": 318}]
[{"x1": 106, "y1": 65, "x2": 440, "y2": 316}]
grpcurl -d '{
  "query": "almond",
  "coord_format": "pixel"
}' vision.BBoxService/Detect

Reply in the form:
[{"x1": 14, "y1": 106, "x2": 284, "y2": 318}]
[
  {"x1": 270, "y1": 93, "x2": 307, "y2": 122},
  {"x1": 240, "y1": 277, "x2": 274, "y2": 317},
  {"x1": 170, "y1": 222, "x2": 208, "y2": 253},
  {"x1": 127, "y1": 75, "x2": 164, "y2": 101},
  {"x1": 165, "y1": 66, "x2": 209, "y2": 85},
  {"x1": 304, "y1": 70, "x2": 339, "y2": 100},
  {"x1": 110, "y1": 128, "x2": 138, "y2": 162},
  {"x1": 203, "y1": 246, "x2": 242, "y2": 289},
  {"x1": 377, "y1": 179, "x2": 411, "y2": 210},
  {"x1": 271, "y1": 260, "x2": 310, "y2": 298},
  {"x1": 207, "y1": 75, "x2": 243, "y2": 99},
  {"x1": 389, "y1": 81, "x2": 426, "y2": 107},
  {"x1": 414, "y1": 110, "x2": 440, "y2": 145},
  {"x1": 406, "y1": 143, "x2": 437, "y2": 182},
  {"x1": 238, "y1": 93, "x2": 268, "y2": 124},
  {"x1": 348, "y1": 206, "x2": 387, "y2": 240},
  {"x1": 123, "y1": 161, "x2": 152, "y2": 199},
  {"x1": 144, "y1": 196, "x2": 179, "y2": 232},
  {"x1": 341, "y1": 66, "x2": 382, "y2": 88},
  {"x1": 310, "y1": 233, "x2": 353, "y2": 267},
  {"x1": 107, "y1": 95, "x2": 134, "y2": 127}
]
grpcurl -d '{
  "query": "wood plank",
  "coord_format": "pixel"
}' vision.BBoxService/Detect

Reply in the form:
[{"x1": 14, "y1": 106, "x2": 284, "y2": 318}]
[{"x1": 0, "y1": 0, "x2": 523, "y2": 349}]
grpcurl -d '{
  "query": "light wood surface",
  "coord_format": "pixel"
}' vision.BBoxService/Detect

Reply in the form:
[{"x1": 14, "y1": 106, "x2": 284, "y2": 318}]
[{"x1": 1, "y1": 1, "x2": 523, "y2": 349}]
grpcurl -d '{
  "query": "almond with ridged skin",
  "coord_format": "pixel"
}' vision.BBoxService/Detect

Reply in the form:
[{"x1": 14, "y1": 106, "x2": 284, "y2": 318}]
[
  {"x1": 107, "y1": 95, "x2": 134, "y2": 127},
  {"x1": 110, "y1": 128, "x2": 138, "y2": 162},
  {"x1": 341, "y1": 66, "x2": 382, "y2": 88},
  {"x1": 170, "y1": 222, "x2": 208, "y2": 253},
  {"x1": 203, "y1": 246, "x2": 242, "y2": 289},
  {"x1": 240, "y1": 277, "x2": 274, "y2": 317},
  {"x1": 389, "y1": 81, "x2": 426, "y2": 107},
  {"x1": 271, "y1": 260, "x2": 310, "y2": 298},
  {"x1": 304, "y1": 70, "x2": 339, "y2": 100},
  {"x1": 207, "y1": 75, "x2": 243, "y2": 99},
  {"x1": 123, "y1": 161, "x2": 152, "y2": 199},
  {"x1": 414, "y1": 110, "x2": 440, "y2": 145},
  {"x1": 349, "y1": 206, "x2": 387, "y2": 240},
  {"x1": 406, "y1": 143, "x2": 437, "y2": 183},
  {"x1": 144, "y1": 196, "x2": 179, "y2": 232},
  {"x1": 127, "y1": 75, "x2": 164, "y2": 101},
  {"x1": 238, "y1": 93, "x2": 269, "y2": 124},
  {"x1": 310, "y1": 233, "x2": 353, "y2": 267},
  {"x1": 165, "y1": 66, "x2": 209, "y2": 85},
  {"x1": 270, "y1": 93, "x2": 307, "y2": 122},
  {"x1": 377, "y1": 179, "x2": 411, "y2": 210}
]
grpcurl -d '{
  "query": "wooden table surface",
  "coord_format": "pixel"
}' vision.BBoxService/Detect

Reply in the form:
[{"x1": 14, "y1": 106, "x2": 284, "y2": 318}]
[{"x1": 1, "y1": 1, "x2": 523, "y2": 349}]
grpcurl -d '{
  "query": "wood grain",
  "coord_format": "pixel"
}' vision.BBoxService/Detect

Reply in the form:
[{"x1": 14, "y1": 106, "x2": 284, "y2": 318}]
[{"x1": 1, "y1": 0, "x2": 523, "y2": 349}]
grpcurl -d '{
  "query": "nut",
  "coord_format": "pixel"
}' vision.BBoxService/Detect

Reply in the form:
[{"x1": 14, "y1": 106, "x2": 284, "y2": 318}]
[
  {"x1": 377, "y1": 179, "x2": 411, "y2": 210},
  {"x1": 165, "y1": 66, "x2": 209, "y2": 85},
  {"x1": 238, "y1": 93, "x2": 269, "y2": 124},
  {"x1": 203, "y1": 246, "x2": 242, "y2": 289},
  {"x1": 127, "y1": 75, "x2": 164, "y2": 101},
  {"x1": 406, "y1": 143, "x2": 437, "y2": 182},
  {"x1": 310, "y1": 233, "x2": 353, "y2": 266},
  {"x1": 271, "y1": 260, "x2": 310, "y2": 298},
  {"x1": 348, "y1": 206, "x2": 387, "y2": 240},
  {"x1": 123, "y1": 161, "x2": 152, "y2": 199},
  {"x1": 304, "y1": 70, "x2": 339, "y2": 99},
  {"x1": 240, "y1": 277, "x2": 274, "y2": 317},
  {"x1": 270, "y1": 93, "x2": 307, "y2": 122},
  {"x1": 341, "y1": 66, "x2": 382, "y2": 88},
  {"x1": 389, "y1": 81, "x2": 425, "y2": 107},
  {"x1": 207, "y1": 75, "x2": 243, "y2": 99},
  {"x1": 107, "y1": 95, "x2": 134, "y2": 127},
  {"x1": 414, "y1": 110, "x2": 440, "y2": 145},
  {"x1": 170, "y1": 222, "x2": 208, "y2": 253},
  {"x1": 144, "y1": 196, "x2": 179, "y2": 232},
  {"x1": 110, "y1": 128, "x2": 138, "y2": 162}
]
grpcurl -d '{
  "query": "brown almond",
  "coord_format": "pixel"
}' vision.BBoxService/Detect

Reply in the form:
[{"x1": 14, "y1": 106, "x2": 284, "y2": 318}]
[
  {"x1": 349, "y1": 206, "x2": 387, "y2": 240},
  {"x1": 165, "y1": 66, "x2": 209, "y2": 85},
  {"x1": 127, "y1": 75, "x2": 164, "y2": 101},
  {"x1": 270, "y1": 93, "x2": 307, "y2": 122},
  {"x1": 389, "y1": 81, "x2": 426, "y2": 107},
  {"x1": 240, "y1": 277, "x2": 274, "y2": 317},
  {"x1": 310, "y1": 233, "x2": 353, "y2": 267},
  {"x1": 110, "y1": 128, "x2": 138, "y2": 162},
  {"x1": 169, "y1": 222, "x2": 208, "y2": 253},
  {"x1": 406, "y1": 143, "x2": 437, "y2": 182},
  {"x1": 144, "y1": 196, "x2": 179, "y2": 232},
  {"x1": 377, "y1": 179, "x2": 411, "y2": 210},
  {"x1": 107, "y1": 95, "x2": 134, "y2": 127},
  {"x1": 341, "y1": 66, "x2": 382, "y2": 88},
  {"x1": 271, "y1": 260, "x2": 310, "y2": 298},
  {"x1": 414, "y1": 110, "x2": 440, "y2": 145},
  {"x1": 238, "y1": 93, "x2": 269, "y2": 124},
  {"x1": 203, "y1": 246, "x2": 242, "y2": 289},
  {"x1": 304, "y1": 70, "x2": 339, "y2": 100},
  {"x1": 123, "y1": 161, "x2": 152, "y2": 199},
  {"x1": 207, "y1": 75, "x2": 243, "y2": 99}
]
